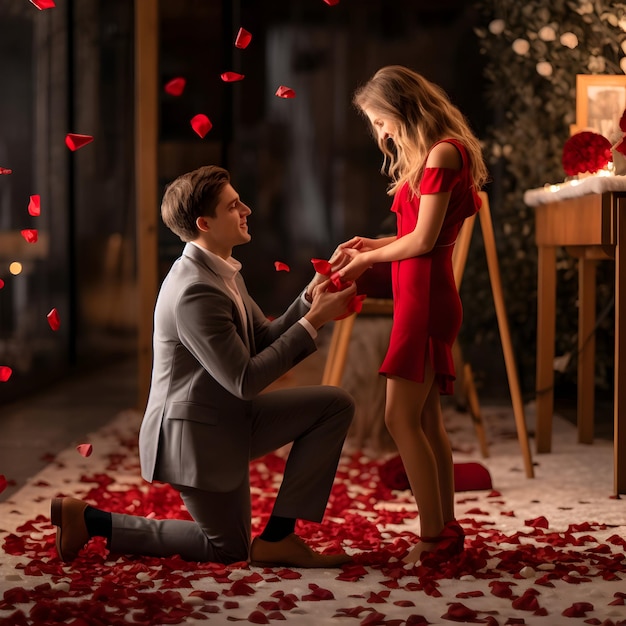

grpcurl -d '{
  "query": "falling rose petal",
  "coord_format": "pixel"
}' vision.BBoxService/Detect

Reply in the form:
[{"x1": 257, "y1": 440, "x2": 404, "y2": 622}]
[
  {"x1": 0, "y1": 278, "x2": 5, "y2": 289},
  {"x1": 235, "y1": 27, "x2": 252, "y2": 49},
  {"x1": 29, "y1": 0, "x2": 56, "y2": 8},
  {"x1": 274, "y1": 261, "x2": 290, "y2": 272},
  {"x1": 0, "y1": 366, "x2": 13, "y2": 382},
  {"x1": 164, "y1": 77, "x2": 186, "y2": 96},
  {"x1": 28, "y1": 194, "x2": 41, "y2": 216},
  {"x1": 311, "y1": 258, "x2": 332, "y2": 275},
  {"x1": 65, "y1": 133, "x2": 94, "y2": 151},
  {"x1": 20, "y1": 229, "x2": 38, "y2": 244},
  {"x1": 323, "y1": 0, "x2": 340, "y2": 4},
  {"x1": 76, "y1": 443, "x2": 93, "y2": 458},
  {"x1": 0, "y1": 474, "x2": 7, "y2": 495},
  {"x1": 221, "y1": 72, "x2": 245, "y2": 82},
  {"x1": 275, "y1": 85, "x2": 296, "y2": 99},
  {"x1": 0, "y1": 167, "x2": 12, "y2": 175},
  {"x1": 47, "y1": 308, "x2": 61, "y2": 331},
  {"x1": 190, "y1": 114, "x2": 212, "y2": 138}
]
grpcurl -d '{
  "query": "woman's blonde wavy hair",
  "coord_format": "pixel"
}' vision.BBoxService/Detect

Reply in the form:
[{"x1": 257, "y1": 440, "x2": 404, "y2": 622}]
[{"x1": 353, "y1": 65, "x2": 488, "y2": 196}]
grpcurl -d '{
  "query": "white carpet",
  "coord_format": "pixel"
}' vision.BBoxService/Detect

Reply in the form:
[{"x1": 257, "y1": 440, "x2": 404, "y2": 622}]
[{"x1": 0, "y1": 393, "x2": 625, "y2": 625}]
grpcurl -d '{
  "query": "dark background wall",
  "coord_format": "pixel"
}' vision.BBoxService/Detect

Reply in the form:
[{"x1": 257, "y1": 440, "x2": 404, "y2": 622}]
[{"x1": 0, "y1": 0, "x2": 496, "y2": 406}]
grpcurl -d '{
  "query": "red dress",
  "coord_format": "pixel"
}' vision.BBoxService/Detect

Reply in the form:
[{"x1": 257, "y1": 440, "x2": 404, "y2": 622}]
[{"x1": 379, "y1": 138, "x2": 482, "y2": 394}]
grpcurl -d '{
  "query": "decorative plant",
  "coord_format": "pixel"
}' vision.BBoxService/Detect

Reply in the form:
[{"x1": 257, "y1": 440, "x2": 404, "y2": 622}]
[{"x1": 468, "y1": 0, "x2": 626, "y2": 395}]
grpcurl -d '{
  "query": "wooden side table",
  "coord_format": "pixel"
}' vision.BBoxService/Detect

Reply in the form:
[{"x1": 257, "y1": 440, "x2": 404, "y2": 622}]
[{"x1": 532, "y1": 188, "x2": 626, "y2": 495}]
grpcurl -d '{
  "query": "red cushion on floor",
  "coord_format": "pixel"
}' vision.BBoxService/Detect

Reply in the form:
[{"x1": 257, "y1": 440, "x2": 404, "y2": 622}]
[
  {"x1": 453, "y1": 462, "x2": 493, "y2": 492},
  {"x1": 379, "y1": 456, "x2": 492, "y2": 493}
]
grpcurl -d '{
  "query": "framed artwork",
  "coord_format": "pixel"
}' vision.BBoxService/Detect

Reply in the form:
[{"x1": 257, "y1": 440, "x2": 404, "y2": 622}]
[{"x1": 573, "y1": 74, "x2": 626, "y2": 140}]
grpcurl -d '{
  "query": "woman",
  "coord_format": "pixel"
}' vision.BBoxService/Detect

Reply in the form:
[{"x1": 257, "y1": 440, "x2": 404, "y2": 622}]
[{"x1": 334, "y1": 65, "x2": 488, "y2": 563}]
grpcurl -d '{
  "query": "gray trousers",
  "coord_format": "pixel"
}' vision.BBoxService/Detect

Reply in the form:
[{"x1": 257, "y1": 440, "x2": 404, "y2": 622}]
[{"x1": 109, "y1": 385, "x2": 354, "y2": 563}]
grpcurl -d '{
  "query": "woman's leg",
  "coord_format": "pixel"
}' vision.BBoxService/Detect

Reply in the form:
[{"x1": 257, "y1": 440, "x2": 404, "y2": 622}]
[
  {"x1": 421, "y1": 380, "x2": 455, "y2": 524},
  {"x1": 384, "y1": 365, "x2": 445, "y2": 562}
]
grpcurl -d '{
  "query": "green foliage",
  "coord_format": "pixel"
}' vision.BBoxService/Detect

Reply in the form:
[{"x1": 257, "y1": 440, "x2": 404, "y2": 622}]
[{"x1": 465, "y1": 0, "x2": 626, "y2": 394}]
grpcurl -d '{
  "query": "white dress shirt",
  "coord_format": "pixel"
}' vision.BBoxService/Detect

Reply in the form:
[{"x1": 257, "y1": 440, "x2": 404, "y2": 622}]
[{"x1": 190, "y1": 242, "x2": 316, "y2": 339}]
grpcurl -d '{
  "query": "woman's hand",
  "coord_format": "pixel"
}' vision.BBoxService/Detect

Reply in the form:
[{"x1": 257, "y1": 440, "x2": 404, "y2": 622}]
[{"x1": 336, "y1": 247, "x2": 372, "y2": 283}]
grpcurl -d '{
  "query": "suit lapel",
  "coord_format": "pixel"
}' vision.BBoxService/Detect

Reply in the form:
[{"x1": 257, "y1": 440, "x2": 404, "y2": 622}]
[
  {"x1": 183, "y1": 243, "x2": 253, "y2": 352},
  {"x1": 236, "y1": 275, "x2": 256, "y2": 354}
]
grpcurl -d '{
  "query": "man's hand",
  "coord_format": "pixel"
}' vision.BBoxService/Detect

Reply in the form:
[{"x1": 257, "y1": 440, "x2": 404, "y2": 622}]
[{"x1": 304, "y1": 280, "x2": 358, "y2": 329}]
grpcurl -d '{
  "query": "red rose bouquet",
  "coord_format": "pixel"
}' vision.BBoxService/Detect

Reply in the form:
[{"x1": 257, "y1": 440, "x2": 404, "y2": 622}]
[{"x1": 562, "y1": 130, "x2": 612, "y2": 176}]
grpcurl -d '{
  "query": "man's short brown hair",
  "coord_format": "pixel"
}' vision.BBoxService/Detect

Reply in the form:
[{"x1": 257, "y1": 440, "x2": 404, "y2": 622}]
[{"x1": 161, "y1": 165, "x2": 230, "y2": 242}]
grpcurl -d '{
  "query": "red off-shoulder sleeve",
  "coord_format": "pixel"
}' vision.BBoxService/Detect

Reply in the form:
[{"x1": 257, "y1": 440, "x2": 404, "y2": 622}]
[{"x1": 420, "y1": 167, "x2": 461, "y2": 195}]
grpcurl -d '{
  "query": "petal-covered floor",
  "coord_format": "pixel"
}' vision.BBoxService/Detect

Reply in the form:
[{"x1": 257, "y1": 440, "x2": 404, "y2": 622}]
[{"x1": 1, "y1": 394, "x2": 625, "y2": 625}]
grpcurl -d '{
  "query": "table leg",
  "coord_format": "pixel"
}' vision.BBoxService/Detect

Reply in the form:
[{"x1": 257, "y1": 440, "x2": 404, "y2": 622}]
[
  {"x1": 536, "y1": 245, "x2": 556, "y2": 453},
  {"x1": 578, "y1": 258, "x2": 597, "y2": 444},
  {"x1": 614, "y1": 198, "x2": 626, "y2": 495}
]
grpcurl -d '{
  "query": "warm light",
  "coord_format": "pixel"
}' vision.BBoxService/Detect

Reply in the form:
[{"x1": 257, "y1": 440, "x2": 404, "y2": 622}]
[
  {"x1": 549, "y1": 184, "x2": 561, "y2": 192},
  {"x1": 9, "y1": 262, "x2": 23, "y2": 275}
]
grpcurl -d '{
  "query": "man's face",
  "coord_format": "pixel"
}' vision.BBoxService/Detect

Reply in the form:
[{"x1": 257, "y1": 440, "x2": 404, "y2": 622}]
[{"x1": 203, "y1": 183, "x2": 252, "y2": 258}]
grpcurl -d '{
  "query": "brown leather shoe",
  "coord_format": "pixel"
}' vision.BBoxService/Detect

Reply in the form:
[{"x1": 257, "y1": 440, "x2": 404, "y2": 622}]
[
  {"x1": 50, "y1": 497, "x2": 90, "y2": 562},
  {"x1": 249, "y1": 534, "x2": 351, "y2": 568}
]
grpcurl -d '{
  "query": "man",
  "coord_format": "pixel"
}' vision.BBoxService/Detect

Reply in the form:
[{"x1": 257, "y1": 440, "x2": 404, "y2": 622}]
[{"x1": 51, "y1": 165, "x2": 357, "y2": 567}]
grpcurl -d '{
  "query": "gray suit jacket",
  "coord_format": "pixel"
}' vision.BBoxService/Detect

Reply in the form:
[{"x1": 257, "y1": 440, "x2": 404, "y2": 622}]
[{"x1": 139, "y1": 243, "x2": 317, "y2": 492}]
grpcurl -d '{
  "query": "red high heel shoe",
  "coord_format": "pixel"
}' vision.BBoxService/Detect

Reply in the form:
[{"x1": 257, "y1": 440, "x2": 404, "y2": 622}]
[
  {"x1": 404, "y1": 522, "x2": 465, "y2": 564},
  {"x1": 444, "y1": 519, "x2": 465, "y2": 555}
]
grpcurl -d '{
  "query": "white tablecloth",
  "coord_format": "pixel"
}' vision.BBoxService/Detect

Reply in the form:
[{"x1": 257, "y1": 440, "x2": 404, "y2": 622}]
[{"x1": 524, "y1": 174, "x2": 626, "y2": 206}]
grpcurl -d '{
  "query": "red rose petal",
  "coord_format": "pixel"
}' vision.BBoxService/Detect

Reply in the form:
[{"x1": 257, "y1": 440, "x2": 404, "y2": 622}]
[
  {"x1": 47, "y1": 308, "x2": 61, "y2": 331},
  {"x1": 275, "y1": 568, "x2": 301, "y2": 580},
  {"x1": 65, "y1": 133, "x2": 94, "y2": 151},
  {"x1": 77, "y1": 443, "x2": 93, "y2": 457},
  {"x1": 235, "y1": 27, "x2": 252, "y2": 49},
  {"x1": 302, "y1": 583, "x2": 334, "y2": 601},
  {"x1": 562, "y1": 602, "x2": 593, "y2": 617},
  {"x1": 20, "y1": 229, "x2": 38, "y2": 243},
  {"x1": 0, "y1": 167, "x2": 12, "y2": 175},
  {"x1": 275, "y1": 85, "x2": 296, "y2": 99},
  {"x1": 247, "y1": 611, "x2": 269, "y2": 624},
  {"x1": 456, "y1": 590, "x2": 484, "y2": 599},
  {"x1": 223, "y1": 579, "x2": 255, "y2": 596},
  {"x1": 361, "y1": 611, "x2": 386, "y2": 625},
  {"x1": 274, "y1": 261, "x2": 290, "y2": 272},
  {"x1": 0, "y1": 474, "x2": 7, "y2": 495},
  {"x1": 330, "y1": 271, "x2": 347, "y2": 290},
  {"x1": 221, "y1": 72, "x2": 245, "y2": 82},
  {"x1": 28, "y1": 194, "x2": 41, "y2": 216},
  {"x1": 191, "y1": 114, "x2": 212, "y2": 138},
  {"x1": 441, "y1": 602, "x2": 478, "y2": 621},
  {"x1": 311, "y1": 258, "x2": 332, "y2": 275},
  {"x1": 525, "y1": 516, "x2": 549, "y2": 529},
  {"x1": 0, "y1": 278, "x2": 4, "y2": 289},
  {"x1": 29, "y1": 0, "x2": 56, "y2": 8},
  {"x1": 164, "y1": 77, "x2": 186, "y2": 96},
  {"x1": 0, "y1": 365, "x2": 12, "y2": 382},
  {"x1": 511, "y1": 588, "x2": 541, "y2": 611},
  {"x1": 323, "y1": 0, "x2": 340, "y2": 4}
]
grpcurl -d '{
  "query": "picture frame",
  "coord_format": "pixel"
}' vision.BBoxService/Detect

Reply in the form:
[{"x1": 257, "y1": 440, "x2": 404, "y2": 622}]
[{"x1": 573, "y1": 74, "x2": 626, "y2": 141}]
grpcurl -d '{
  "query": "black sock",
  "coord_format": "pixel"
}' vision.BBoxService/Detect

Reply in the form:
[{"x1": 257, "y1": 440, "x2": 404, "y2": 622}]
[
  {"x1": 259, "y1": 515, "x2": 296, "y2": 542},
  {"x1": 84, "y1": 506, "x2": 112, "y2": 539}
]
